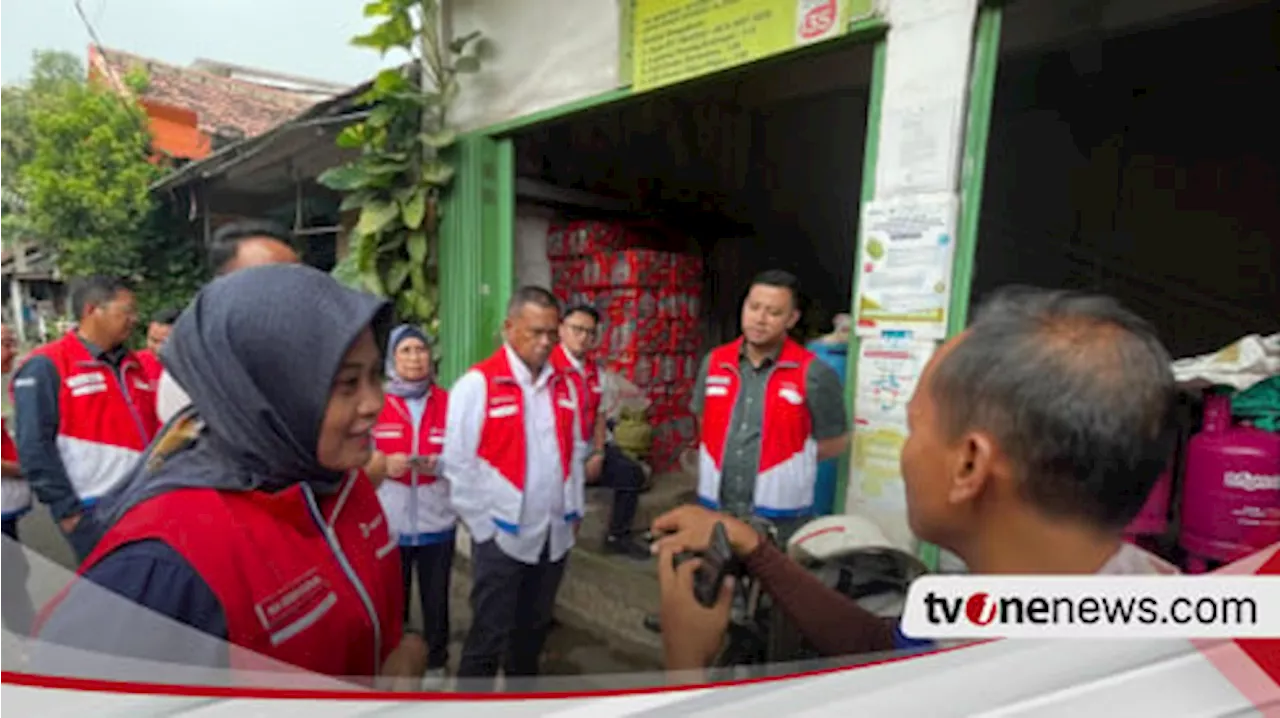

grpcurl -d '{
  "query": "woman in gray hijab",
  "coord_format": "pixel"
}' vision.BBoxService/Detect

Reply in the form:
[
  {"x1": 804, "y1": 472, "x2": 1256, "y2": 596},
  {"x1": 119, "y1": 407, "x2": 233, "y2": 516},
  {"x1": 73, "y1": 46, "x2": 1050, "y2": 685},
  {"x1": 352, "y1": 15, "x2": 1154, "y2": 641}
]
[{"x1": 36, "y1": 264, "x2": 426, "y2": 688}]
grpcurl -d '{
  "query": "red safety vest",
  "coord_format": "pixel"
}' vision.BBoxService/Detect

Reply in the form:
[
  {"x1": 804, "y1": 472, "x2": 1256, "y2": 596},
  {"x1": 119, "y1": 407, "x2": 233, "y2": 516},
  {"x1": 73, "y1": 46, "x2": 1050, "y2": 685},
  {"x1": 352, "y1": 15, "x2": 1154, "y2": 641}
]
[
  {"x1": 697, "y1": 337, "x2": 818, "y2": 518},
  {"x1": 40, "y1": 473, "x2": 402, "y2": 682},
  {"x1": 21, "y1": 332, "x2": 158, "y2": 504},
  {"x1": 549, "y1": 343, "x2": 602, "y2": 440},
  {"x1": 1, "y1": 426, "x2": 30, "y2": 520},
  {"x1": 473, "y1": 347, "x2": 582, "y2": 533},
  {"x1": 371, "y1": 387, "x2": 456, "y2": 543}
]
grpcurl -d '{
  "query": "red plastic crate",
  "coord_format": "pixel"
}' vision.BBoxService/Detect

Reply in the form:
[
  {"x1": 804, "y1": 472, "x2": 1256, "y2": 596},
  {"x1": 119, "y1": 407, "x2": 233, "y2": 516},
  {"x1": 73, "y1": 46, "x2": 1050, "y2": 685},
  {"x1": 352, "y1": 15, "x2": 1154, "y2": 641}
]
[
  {"x1": 657, "y1": 291, "x2": 702, "y2": 322},
  {"x1": 550, "y1": 258, "x2": 584, "y2": 290},
  {"x1": 546, "y1": 220, "x2": 630, "y2": 259},
  {"x1": 670, "y1": 253, "x2": 705, "y2": 287},
  {"x1": 586, "y1": 250, "x2": 673, "y2": 289}
]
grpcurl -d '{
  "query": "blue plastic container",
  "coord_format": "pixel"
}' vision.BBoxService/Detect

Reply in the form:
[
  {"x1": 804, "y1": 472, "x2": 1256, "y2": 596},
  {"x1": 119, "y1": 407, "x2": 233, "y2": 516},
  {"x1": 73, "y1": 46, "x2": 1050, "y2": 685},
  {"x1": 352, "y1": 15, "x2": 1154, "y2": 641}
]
[{"x1": 807, "y1": 339, "x2": 849, "y2": 516}]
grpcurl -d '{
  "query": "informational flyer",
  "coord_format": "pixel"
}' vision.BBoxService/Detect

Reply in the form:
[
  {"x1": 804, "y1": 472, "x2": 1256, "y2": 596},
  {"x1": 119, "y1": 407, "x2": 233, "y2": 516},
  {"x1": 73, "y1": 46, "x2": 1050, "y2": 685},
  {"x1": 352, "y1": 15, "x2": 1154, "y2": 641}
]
[
  {"x1": 854, "y1": 336, "x2": 936, "y2": 424},
  {"x1": 853, "y1": 192, "x2": 958, "y2": 339},
  {"x1": 845, "y1": 336, "x2": 937, "y2": 553},
  {"x1": 848, "y1": 420, "x2": 916, "y2": 552}
]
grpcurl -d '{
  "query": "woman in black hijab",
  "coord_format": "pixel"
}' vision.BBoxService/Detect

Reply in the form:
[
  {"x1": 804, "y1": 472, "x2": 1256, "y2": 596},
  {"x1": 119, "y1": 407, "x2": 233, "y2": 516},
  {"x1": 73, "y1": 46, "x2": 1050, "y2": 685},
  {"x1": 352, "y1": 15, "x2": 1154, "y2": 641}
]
[{"x1": 37, "y1": 264, "x2": 425, "y2": 688}]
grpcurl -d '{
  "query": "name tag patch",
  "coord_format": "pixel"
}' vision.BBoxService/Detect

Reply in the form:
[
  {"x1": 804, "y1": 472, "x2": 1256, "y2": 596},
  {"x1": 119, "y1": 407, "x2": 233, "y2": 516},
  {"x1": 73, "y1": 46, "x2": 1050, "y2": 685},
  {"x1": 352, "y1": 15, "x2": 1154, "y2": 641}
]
[
  {"x1": 372, "y1": 426, "x2": 404, "y2": 440},
  {"x1": 706, "y1": 385, "x2": 729, "y2": 397},
  {"x1": 66, "y1": 372, "x2": 108, "y2": 397},
  {"x1": 253, "y1": 569, "x2": 338, "y2": 647},
  {"x1": 707, "y1": 376, "x2": 732, "y2": 386},
  {"x1": 488, "y1": 404, "x2": 518, "y2": 419},
  {"x1": 778, "y1": 387, "x2": 804, "y2": 405}
]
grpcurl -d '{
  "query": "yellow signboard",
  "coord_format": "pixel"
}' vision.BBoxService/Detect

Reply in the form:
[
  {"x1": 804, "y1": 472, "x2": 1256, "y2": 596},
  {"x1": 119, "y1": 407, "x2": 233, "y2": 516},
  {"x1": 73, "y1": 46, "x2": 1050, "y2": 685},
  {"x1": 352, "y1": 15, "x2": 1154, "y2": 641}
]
[{"x1": 631, "y1": 0, "x2": 870, "y2": 92}]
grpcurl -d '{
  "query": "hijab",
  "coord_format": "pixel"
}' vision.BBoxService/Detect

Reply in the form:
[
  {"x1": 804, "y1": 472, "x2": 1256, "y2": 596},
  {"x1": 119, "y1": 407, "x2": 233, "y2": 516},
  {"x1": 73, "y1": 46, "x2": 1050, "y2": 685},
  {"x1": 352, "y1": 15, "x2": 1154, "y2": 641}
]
[
  {"x1": 384, "y1": 324, "x2": 432, "y2": 400},
  {"x1": 94, "y1": 263, "x2": 392, "y2": 528}
]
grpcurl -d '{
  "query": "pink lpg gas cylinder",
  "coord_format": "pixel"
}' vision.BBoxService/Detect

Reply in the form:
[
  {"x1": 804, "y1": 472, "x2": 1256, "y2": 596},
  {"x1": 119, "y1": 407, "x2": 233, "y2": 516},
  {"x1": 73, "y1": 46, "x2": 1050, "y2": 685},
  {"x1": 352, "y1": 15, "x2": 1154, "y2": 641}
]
[
  {"x1": 1178, "y1": 393, "x2": 1280, "y2": 573},
  {"x1": 1124, "y1": 465, "x2": 1173, "y2": 549}
]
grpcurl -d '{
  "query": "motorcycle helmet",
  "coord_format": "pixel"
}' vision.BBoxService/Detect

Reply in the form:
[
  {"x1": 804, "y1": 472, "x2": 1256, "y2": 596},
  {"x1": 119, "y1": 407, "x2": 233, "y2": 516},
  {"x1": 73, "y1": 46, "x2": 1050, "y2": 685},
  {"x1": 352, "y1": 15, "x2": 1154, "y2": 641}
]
[{"x1": 786, "y1": 514, "x2": 929, "y2": 618}]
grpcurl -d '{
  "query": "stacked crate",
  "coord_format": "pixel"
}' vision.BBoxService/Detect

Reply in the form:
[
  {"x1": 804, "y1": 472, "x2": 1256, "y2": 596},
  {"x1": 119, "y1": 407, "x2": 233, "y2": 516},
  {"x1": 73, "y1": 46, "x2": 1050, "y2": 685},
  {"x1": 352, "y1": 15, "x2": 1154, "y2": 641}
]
[{"x1": 548, "y1": 219, "x2": 703, "y2": 472}]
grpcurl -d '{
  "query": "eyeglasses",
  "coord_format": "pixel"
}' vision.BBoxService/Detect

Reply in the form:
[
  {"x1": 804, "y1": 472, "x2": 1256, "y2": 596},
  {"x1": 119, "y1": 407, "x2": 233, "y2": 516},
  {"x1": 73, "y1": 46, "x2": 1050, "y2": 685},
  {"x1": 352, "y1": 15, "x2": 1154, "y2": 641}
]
[{"x1": 564, "y1": 323, "x2": 597, "y2": 337}]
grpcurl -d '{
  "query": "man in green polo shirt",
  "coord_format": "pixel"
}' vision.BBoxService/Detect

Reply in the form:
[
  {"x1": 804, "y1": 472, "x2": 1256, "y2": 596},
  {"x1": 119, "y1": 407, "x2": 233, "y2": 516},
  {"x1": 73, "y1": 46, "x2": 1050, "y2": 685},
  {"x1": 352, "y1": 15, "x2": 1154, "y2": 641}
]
[{"x1": 689, "y1": 270, "x2": 849, "y2": 543}]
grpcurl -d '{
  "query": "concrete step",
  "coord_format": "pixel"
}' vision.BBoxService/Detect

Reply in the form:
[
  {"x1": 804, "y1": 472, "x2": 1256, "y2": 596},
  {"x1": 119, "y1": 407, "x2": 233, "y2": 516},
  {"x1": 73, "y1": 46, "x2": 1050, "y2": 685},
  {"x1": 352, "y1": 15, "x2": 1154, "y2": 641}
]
[
  {"x1": 577, "y1": 470, "x2": 699, "y2": 544},
  {"x1": 438, "y1": 471, "x2": 700, "y2": 673}
]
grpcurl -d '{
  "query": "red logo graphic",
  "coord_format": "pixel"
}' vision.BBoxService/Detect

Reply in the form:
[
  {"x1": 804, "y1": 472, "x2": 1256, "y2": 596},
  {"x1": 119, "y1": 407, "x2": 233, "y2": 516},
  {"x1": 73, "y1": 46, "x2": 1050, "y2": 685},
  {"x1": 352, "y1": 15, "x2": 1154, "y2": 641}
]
[
  {"x1": 966, "y1": 592, "x2": 997, "y2": 626},
  {"x1": 799, "y1": 1, "x2": 838, "y2": 40}
]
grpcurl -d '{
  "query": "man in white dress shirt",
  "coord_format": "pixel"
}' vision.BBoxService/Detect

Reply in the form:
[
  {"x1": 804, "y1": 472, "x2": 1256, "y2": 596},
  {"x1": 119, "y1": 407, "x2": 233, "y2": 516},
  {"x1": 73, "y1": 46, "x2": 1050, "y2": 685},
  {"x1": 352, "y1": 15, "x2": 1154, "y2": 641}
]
[
  {"x1": 444, "y1": 287, "x2": 587, "y2": 688},
  {"x1": 155, "y1": 220, "x2": 301, "y2": 424}
]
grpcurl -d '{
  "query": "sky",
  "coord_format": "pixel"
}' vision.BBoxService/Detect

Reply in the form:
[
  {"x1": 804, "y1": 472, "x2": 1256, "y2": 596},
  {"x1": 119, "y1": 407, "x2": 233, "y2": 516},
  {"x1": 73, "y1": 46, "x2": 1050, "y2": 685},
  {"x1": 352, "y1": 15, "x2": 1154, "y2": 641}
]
[{"x1": 1, "y1": 0, "x2": 405, "y2": 87}]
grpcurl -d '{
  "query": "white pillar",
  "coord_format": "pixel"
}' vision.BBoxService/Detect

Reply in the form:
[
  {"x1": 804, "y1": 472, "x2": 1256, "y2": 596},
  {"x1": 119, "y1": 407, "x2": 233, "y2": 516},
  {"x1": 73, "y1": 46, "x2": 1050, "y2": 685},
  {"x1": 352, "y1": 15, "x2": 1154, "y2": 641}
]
[{"x1": 844, "y1": 0, "x2": 982, "y2": 554}]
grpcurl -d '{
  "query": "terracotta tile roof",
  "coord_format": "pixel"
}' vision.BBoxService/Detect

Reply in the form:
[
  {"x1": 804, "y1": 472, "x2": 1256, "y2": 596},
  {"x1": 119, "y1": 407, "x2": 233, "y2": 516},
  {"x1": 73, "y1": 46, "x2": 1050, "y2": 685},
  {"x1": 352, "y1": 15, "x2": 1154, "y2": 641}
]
[{"x1": 90, "y1": 47, "x2": 322, "y2": 140}]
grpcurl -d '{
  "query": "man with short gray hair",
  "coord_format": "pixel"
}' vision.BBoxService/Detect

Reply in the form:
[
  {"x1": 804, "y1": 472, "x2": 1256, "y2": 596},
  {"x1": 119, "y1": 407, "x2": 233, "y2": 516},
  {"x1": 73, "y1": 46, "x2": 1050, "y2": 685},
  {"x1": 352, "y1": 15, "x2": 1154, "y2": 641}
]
[
  {"x1": 444, "y1": 286, "x2": 587, "y2": 688},
  {"x1": 653, "y1": 286, "x2": 1180, "y2": 670}
]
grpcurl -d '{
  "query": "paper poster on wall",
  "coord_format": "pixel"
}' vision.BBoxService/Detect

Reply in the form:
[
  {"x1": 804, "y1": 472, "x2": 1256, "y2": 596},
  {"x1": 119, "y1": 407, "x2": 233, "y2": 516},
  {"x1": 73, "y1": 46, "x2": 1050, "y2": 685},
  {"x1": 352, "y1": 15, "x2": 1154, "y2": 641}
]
[
  {"x1": 847, "y1": 419, "x2": 916, "y2": 552},
  {"x1": 874, "y1": 7, "x2": 975, "y2": 195},
  {"x1": 854, "y1": 336, "x2": 936, "y2": 424},
  {"x1": 853, "y1": 193, "x2": 958, "y2": 339},
  {"x1": 630, "y1": 0, "x2": 875, "y2": 93}
]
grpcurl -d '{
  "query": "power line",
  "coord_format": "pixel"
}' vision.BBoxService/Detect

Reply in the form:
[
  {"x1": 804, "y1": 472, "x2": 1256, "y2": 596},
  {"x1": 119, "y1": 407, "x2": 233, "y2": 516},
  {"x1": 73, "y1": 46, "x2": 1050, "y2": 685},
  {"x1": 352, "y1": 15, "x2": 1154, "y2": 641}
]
[
  {"x1": 73, "y1": 0, "x2": 126, "y2": 91},
  {"x1": 71, "y1": 0, "x2": 151, "y2": 135}
]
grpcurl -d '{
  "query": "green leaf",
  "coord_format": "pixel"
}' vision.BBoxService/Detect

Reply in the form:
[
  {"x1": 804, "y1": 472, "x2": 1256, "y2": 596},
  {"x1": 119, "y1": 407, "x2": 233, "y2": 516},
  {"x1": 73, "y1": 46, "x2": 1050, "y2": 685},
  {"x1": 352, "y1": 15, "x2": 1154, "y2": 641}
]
[
  {"x1": 401, "y1": 191, "x2": 426, "y2": 229},
  {"x1": 414, "y1": 294, "x2": 436, "y2": 321},
  {"x1": 449, "y1": 30, "x2": 482, "y2": 54},
  {"x1": 367, "y1": 160, "x2": 409, "y2": 176},
  {"x1": 362, "y1": 0, "x2": 393, "y2": 18},
  {"x1": 396, "y1": 293, "x2": 416, "y2": 321},
  {"x1": 368, "y1": 104, "x2": 396, "y2": 129},
  {"x1": 361, "y1": 267, "x2": 386, "y2": 296},
  {"x1": 442, "y1": 78, "x2": 461, "y2": 105},
  {"x1": 385, "y1": 260, "x2": 411, "y2": 293},
  {"x1": 335, "y1": 124, "x2": 367, "y2": 149},
  {"x1": 454, "y1": 56, "x2": 481, "y2": 74},
  {"x1": 380, "y1": 232, "x2": 407, "y2": 252},
  {"x1": 407, "y1": 230, "x2": 428, "y2": 265},
  {"x1": 420, "y1": 129, "x2": 456, "y2": 149},
  {"x1": 339, "y1": 191, "x2": 373, "y2": 212},
  {"x1": 373, "y1": 68, "x2": 409, "y2": 95},
  {"x1": 410, "y1": 264, "x2": 427, "y2": 294},
  {"x1": 356, "y1": 200, "x2": 399, "y2": 235},
  {"x1": 317, "y1": 164, "x2": 369, "y2": 191},
  {"x1": 421, "y1": 161, "x2": 455, "y2": 186},
  {"x1": 351, "y1": 29, "x2": 389, "y2": 53}
]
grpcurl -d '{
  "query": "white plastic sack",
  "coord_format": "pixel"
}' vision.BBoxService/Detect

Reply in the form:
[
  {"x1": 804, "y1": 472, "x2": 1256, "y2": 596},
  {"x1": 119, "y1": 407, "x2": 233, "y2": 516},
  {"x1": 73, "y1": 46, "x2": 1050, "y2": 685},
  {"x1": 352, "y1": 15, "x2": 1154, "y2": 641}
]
[
  {"x1": 1171, "y1": 332, "x2": 1280, "y2": 392},
  {"x1": 600, "y1": 370, "x2": 650, "y2": 421}
]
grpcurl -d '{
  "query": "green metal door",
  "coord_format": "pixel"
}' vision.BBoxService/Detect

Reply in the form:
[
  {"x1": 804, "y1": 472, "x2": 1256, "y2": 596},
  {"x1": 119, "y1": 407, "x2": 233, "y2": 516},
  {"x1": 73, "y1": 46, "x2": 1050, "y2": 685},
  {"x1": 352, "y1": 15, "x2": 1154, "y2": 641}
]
[{"x1": 438, "y1": 133, "x2": 514, "y2": 386}]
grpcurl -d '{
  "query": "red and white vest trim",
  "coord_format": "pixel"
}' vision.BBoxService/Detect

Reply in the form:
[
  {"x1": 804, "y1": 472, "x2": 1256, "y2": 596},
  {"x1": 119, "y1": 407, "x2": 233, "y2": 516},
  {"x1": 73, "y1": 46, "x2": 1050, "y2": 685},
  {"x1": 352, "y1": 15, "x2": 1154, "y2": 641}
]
[
  {"x1": 371, "y1": 387, "x2": 457, "y2": 545},
  {"x1": 549, "y1": 343, "x2": 602, "y2": 440},
  {"x1": 1, "y1": 428, "x2": 31, "y2": 520},
  {"x1": 473, "y1": 347, "x2": 583, "y2": 535},
  {"x1": 36, "y1": 472, "x2": 403, "y2": 684},
  {"x1": 697, "y1": 337, "x2": 818, "y2": 519}
]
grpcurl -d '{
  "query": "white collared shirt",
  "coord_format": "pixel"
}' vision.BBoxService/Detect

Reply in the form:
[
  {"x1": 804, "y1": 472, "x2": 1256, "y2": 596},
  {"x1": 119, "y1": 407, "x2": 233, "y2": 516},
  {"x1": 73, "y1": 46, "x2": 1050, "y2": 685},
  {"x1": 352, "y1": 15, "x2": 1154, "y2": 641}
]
[
  {"x1": 155, "y1": 369, "x2": 191, "y2": 425},
  {"x1": 443, "y1": 345, "x2": 585, "y2": 565}
]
